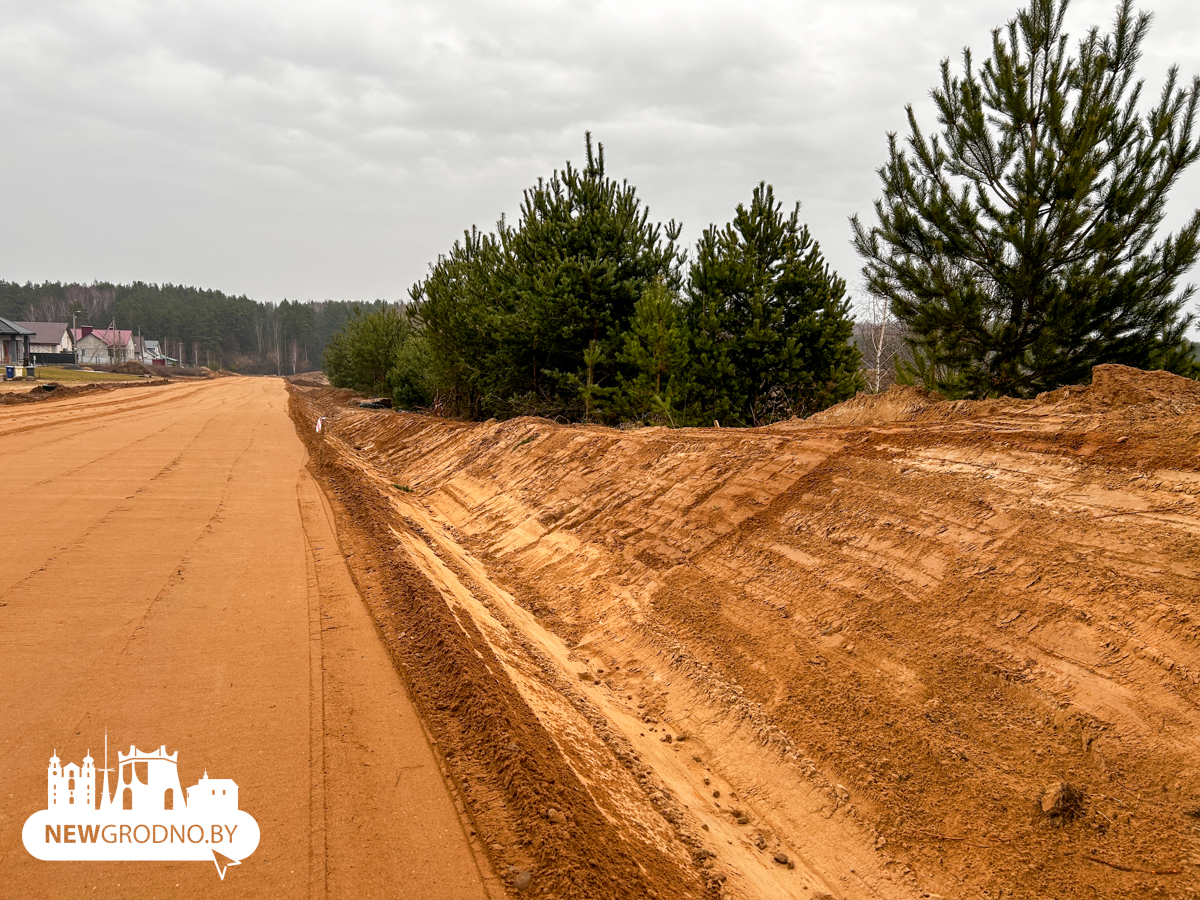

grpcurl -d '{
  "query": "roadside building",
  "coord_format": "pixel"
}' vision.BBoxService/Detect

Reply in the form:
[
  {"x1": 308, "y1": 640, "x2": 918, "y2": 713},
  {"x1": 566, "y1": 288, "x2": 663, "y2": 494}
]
[
  {"x1": 0, "y1": 316, "x2": 34, "y2": 366},
  {"x1": 73, "y1": 327, "x2": 136, "y2": 366},
  {"x1": 142, "y1": 339, "x2": 176, "y2": 366},
  {"x1": 16, "y1": 322, "x2": 75, "y2": 364}
]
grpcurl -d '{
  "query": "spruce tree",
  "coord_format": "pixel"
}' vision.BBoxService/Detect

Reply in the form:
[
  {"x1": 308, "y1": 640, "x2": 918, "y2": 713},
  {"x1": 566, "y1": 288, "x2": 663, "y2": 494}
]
[
  {"x1": 852, "y1": 0, "x2": 1200, "y2": 398},
  {"x1": 687, "y1": 183, "x2": 862, "y2": 425}
]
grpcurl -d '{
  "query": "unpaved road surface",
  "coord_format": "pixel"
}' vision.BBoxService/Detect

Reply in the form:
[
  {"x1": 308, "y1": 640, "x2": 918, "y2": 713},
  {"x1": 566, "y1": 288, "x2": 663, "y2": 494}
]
[
  {"x1": 293, "y1": 365, "x2": 1200, "y2": 900},
  {"x1": 0, "y1": 377, "x2": 495, "y2": 898}
]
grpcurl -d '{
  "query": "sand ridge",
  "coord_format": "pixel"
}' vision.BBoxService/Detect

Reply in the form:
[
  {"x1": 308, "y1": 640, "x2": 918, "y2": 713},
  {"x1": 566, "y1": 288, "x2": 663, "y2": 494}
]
[{"x1": 291, "y1": 364, "x2": 1200, "y2": 900}]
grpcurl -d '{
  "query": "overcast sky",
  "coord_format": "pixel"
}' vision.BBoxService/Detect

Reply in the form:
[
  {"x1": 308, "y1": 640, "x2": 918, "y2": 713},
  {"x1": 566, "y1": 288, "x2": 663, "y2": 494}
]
[{"x1": 3, "y1": 0, "x2": 1200, "y2": 318}]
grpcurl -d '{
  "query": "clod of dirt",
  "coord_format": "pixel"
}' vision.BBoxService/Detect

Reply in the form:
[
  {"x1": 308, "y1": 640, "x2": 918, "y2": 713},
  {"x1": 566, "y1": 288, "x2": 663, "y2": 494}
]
[
  {"x1": 773, "y1": 852, "x2": 789, "y2": 866},
  {"x1": 1040, "y1": 781, "x2": 1084, "y2": 822},
  {"x1": 834, "y1": 784, "x2": 850, "y2": 801},
  {"x1": 544, "y1": 807, "x2": 567, "y2": 824},
  {"x1": 578, "y1": 671, "x2": 594, "y2": 682},
  {"x1": 513, "y1": 869, "x2": 532, "y2": 891}
]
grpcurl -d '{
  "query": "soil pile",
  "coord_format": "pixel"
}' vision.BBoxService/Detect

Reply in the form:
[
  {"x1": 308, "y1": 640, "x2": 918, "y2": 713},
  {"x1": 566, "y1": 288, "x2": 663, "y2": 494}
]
[
  {"x1": 291, "y1": 365, "x2": 1200, "y2": 900},
  {"x1": 0, "y1": 378, "x2": 169, "y2": 405},
  {"x1": 110, "y1": 360, "x2": 158, "y2": 376}
]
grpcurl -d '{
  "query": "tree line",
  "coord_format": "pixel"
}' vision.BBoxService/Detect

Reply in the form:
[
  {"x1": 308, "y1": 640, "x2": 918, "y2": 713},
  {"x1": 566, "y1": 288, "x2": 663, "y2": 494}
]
[
  {"x1": 328, "y1": 0, "x2": 1200, "y2": 422},
  {"x1": 0, "y1": 280, "x2": 376, "y2": 374},
  {"x1": 326, "y1": 138, "x2": 863, "y2": 426}
]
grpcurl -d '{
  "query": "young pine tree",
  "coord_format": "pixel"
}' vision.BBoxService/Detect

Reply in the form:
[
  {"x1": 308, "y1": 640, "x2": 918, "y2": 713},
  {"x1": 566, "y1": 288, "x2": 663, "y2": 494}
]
[
  {"x1": 498, "y1": 133, "x2": 682, "y2": 416},
  {"x1": 409, "y1": 226, "x2": 507, "y2": 418},
  {"x1": 615, "y1": 278, "x2": 690, "y2": 424},
  {"x1": 852, "y1": 0, "x2": 1200, "y2": 398},
  {"x1": 687, "y1": 183, "x2": 861, "y2": 425}
]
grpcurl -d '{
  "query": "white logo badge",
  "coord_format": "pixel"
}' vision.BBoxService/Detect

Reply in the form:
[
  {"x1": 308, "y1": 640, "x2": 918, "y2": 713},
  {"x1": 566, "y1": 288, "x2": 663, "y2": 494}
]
[{"x1": 22, "y1": 735, "x2": 259, "y2": 879}]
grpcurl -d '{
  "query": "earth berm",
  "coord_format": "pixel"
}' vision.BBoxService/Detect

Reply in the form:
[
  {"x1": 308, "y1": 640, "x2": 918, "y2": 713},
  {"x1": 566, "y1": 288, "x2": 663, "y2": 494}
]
[{"x1": 289, "y1": 364, "x2": 1200, "y2": 900}]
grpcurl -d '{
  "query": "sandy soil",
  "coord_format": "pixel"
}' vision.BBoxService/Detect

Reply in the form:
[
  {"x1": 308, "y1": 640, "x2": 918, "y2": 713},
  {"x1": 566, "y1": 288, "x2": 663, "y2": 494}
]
[
  {"x1": 0, "y1": 378, "x2": 169, "y2": 400},
  {"x1": 290, "y1": 364, "x2": 1200, "y2": 900},
  {"x1": 0, "y1": 377, "x2": 496, "y2": 898}
]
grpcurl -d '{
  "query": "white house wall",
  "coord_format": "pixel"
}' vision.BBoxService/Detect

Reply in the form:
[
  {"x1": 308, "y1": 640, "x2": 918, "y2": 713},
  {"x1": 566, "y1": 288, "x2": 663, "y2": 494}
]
[{"x1": 76, "y1": 337, "x2": 135, "y2": 365}]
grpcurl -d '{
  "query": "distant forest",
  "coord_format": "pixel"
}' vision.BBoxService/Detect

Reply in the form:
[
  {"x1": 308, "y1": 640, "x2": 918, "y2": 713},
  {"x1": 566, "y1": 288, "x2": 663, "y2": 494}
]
[{"x1": 0, "y1": 280, "x2": 385, "y2": 374}]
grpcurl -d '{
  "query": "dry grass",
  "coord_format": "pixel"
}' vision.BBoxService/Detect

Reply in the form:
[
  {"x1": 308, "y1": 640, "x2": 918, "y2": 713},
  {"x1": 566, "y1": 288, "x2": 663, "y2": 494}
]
[{"x1": 33, "y1": 366, "x2": 144, "y2": 383}]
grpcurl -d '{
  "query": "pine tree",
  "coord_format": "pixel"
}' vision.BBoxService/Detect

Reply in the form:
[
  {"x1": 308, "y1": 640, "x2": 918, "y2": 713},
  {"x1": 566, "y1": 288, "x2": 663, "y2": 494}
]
[
  {"x1": 687, "y1": 183, "x2": 862, "y2": 425},
  {"x1": 498, "y1": 133, "x2": 682, "y2": 416},
  {"x1": 411, "y1": 134, "x2": 681, "y2": 420},
  {"x1": 615, "y1": 277, "x2": 690, "y2": 423},
  {"x1": 409, "y1": 226, "x2": 507, "y2": 417},
  {"x1": 852, "y1": 0, "x2": 1200, "y2": 398},
  {"x1": 322, "y1": 304, "x2": 412, "y2": 395}
]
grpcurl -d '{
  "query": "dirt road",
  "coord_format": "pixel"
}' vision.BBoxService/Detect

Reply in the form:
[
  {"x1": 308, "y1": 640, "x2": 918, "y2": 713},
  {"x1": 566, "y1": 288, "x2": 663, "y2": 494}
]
[
  {"x1": 293, "y1": 365, "x2": 1200, "y2": 900},
  {"x1": 0, "y1": 377, "x2": 495, "y2": 898}
]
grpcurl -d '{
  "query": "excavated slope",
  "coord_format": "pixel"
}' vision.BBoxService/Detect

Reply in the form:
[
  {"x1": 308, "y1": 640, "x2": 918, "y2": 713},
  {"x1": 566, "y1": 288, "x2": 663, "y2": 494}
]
[{"x1": 290, "y1": 365, "x2": 1200, "y2": 900}]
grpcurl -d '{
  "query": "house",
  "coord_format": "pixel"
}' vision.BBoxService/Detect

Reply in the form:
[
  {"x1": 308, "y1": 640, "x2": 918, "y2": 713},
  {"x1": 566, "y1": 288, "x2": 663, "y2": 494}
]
[
  {"x1": 0, "y1": 316, "x2": 34, "y2": 366},
  {"x1": 73, "y1": 327, "x2": 136, "y2": 366},
  {"x1": 141, "y1": 339, "x2": 176, "y2": 366},
  {"x1": 16, "y1": 322, "x2": 75, "y2": 362}
]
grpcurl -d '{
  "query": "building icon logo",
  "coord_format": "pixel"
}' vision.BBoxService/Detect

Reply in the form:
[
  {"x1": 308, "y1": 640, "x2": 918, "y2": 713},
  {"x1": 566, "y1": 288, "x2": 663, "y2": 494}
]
[{"x1": 22, "y1": 735, "x2": 259, "y2": 879}]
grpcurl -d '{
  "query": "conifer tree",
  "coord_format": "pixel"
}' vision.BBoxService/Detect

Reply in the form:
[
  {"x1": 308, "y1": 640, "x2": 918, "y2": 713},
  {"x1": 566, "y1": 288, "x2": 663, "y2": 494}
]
[
  {"x1": 411, "y1": 134, "x2": 681, "y2": 420},
  {"x1": 688, "y1": 183, "x2": 862, "y2": 424},
  {"x1": 498, "y1": 133, "x2": 681, "y2": 415},
  {"x1": 852, "y1": 0, "x2": 1200, "y2": 398},
  {"x1": 409, "y1": 226, "x2": 506, "y2": 417},
  {"x1": 615, "y1": 277, "x2": 690, "y2": 423},
  {"x1": 323, "y1": 304, "x2": 413, "y2": 395}
]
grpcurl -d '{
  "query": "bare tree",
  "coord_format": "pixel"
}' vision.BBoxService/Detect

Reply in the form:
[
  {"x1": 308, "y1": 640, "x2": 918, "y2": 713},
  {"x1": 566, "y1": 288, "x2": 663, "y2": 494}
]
[
  {"x1": 288, "y1": 339, "x2": 299, "y2": 375},
  {"x1": 33, "y1": 294, "x2": 71, "y2": 322},
  {"x1": 62, "y1": 285, "x2": 114, "y2": 323},
  {"x1": 854, "y1": 291, "x2": 909, "y2": 393},
  {"x1": 271, "y1": 315, "x2": 283, "y2": 376}
]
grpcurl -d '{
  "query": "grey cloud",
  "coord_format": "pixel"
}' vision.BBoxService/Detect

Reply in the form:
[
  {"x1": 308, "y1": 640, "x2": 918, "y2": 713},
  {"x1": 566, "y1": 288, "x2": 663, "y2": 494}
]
[{"x1": 1, "y1": 0, "x2": 1199, "y2": 311}]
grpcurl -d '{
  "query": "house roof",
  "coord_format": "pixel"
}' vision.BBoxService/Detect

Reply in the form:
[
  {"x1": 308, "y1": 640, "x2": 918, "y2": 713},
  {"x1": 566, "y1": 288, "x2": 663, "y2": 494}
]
[
  {"x1": 0, "y1": 316, "x2": 35, "y2": 336},
  {"x1": 15, "y1": 322, "x2": 70, "y2": 345},
  {"x1": 74, "y1": 327, "x2": 133, "y2": 346}
]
